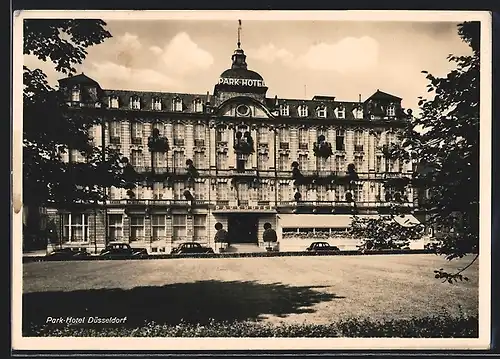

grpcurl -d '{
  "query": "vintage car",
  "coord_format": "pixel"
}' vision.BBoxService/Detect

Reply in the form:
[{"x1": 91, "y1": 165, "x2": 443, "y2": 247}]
[
  {"x1": 99, "y1": 242, "x2": 148, "y2": 259},
  {"x1": 306, "y1": 242, "x2": 340, "y2": 252},
  {"x1": 171, "y1": 242, "x2": 215, "y2": 255},
  {"x1": 46, "y1": 248, "x2": 91, "y2": 259}
]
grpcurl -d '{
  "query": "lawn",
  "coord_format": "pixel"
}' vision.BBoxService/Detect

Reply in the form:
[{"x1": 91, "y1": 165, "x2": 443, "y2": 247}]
[{"x1": 22, "y1": 254, "x2": 478, "y2": 331}]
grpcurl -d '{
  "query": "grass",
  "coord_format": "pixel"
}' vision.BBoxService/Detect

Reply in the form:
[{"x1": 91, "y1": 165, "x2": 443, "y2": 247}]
[{"x1": 22, "y1": 254, "x2": 479, "y2": 336}]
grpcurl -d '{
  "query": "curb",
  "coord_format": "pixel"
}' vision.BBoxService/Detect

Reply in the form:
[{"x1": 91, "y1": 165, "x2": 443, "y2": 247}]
[{"x1": 23, "y1": 249, "x2": 437, "y2": 263}]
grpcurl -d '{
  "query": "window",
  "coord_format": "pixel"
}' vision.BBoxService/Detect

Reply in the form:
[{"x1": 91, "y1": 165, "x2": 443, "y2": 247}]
[
  {"x1": 354, "y1": 130, "x2": 364, "y2": 152},
  {"x1": 298, "y1": 185, "x2": 308, "y2": 200},
  {"x1": 153, "y1": 151, "x2": 166, "y2": 168},
  {"x1": 317, "y1": 186, "x2": 327, "y2": 201},
  {"x1": 279, "y1": 104, "x2": 289, "y2": 116},
  {"x1": 216, "y1": 127, "x2": 227, "y2": 143},
  {"x1": 152, "y1": 122, "x2": 164, "y2": 136},
  {"x1": 317, "y1": 157, "x2": 328, "y2": 172},
  {"x1": 152, "y1": 215, "x2": 167, "y2": 240},
  {"x1": 153, "y1": 182, "x2": 164, "y2": 199},
  {"x1": 109, "y1": 96, "x2": 119, "y2": 108},
  {"x1": 216, "y1": 152, "x2": 227, "y2": 169},
  {"x1": 173, "y1": 182, "x2": 184, "y2": 200},
  {"x1": 131, "y1": 122, "x2": 142, "y2": 143},
  {"x1": 386, "y1": 131, "x2": 396, "y2": 146},
  {"x1": 259, "y1": 185, "x2": 269, "y2": 201},
  {"x1": 193, "y1": 152, "x2": 204, "y2": 169},
  {"x1": 131, "y1": 150, "x2": 143, "y2": 167},
  {"x1": 316, "y1": 106, "x2": 327, "y2": 118},
  {"x1": 172, "y1": 97, "x2": 183, "y2": 112},
  {"x1": 69, "y1": 149, "x2": 86, "y2": 163},
  {"x1": 108, "y1": 214, "x2": 123, "y2": 241},
  {"x1": 334, "y1": 185, "x2": 345, "y2": 202},
  {"x1": 173, "y1": 151, "x2": 185, "y2": 168},
  {"x1": 194, "y1": 182, "x2": 206, "y2": 200},
  {"x1": 258, "y1": 153, "x2": 268, "y2": 170},
  {"x1": 194, "y1": 124, "x2": 205, "y2": 141},
  {"x1": 336, "y1": 106, "x2": 345, "y2": 119},
  {"x1": 278, "y1": 154, "x2": 289, "y2": 171},
  {"x1": 354, "y1": 156, "x2": 363, "y2": 172},
  {"x1": 109, "y1": 121, "x2": 121, "y2": 139},
  {"x1": 386, "y1": 158, "x2": 396, "y2": 173},
  {"x1": 172, "y1": 214, "x2": 187, "y2": 241},
  {"x1": 355, "y1": 107, "x2": 364, "y2": 119},
  {"x1": 279, "y1": 183, "x2": 292, "y2": 201},
  {"x1": 71, "y1": 87, "x2": 80, "y2": 102},
  {"x1": 335, "y1": 130, "x2": 345, "y2": 151},
  {"x1": 298, "y1": 105, "x2": 308, "y2": 117},
  {"x1": 335, "y1": 155, "x2": 346, "y2": 173},
  {"x1": 193, "y1": 215, "x2": 206, "y2": 240},
  {"x1": 238, "y1": 183, "x2": 249, "y2": 202},
  {"x1": 258, "y1": 128, "x2": 268, "y2": 144},
  {"x1": 193, "y1": 98, "x2": 203, "y2": 113},
  {"x1": 387, "y1": 105, "x2": 396, "y2": 117},
  {"x1": 299, "y1": 128, "x2": 308, "y2": 147},
  {"x1": 152, "y1": 97, "x2": 162, "y2": 111},
  {"x1": 130, "y1": 96, "x2": 141, "y2": 110},
  {"x1": 299, "y1": 154, "x2": 308, "y2": 171},
  {"x1": 173, "y1": 123, "x2": 185, "y2": 146},
  {"x1": 373, "y1": 156, "x2": 381, "y2": 173},
  {"x1": 217, "y1": 182, "x2": 228, "y2": 200},
  {"x1": 129, "y1": 216, "x2": 145, "y2": 241},
  {"x1": 62, "y1": 213, "x2": 89, "y2": 242},
  {"x1": 278, "y1": 128, "x2": 289, "y2": 143}
]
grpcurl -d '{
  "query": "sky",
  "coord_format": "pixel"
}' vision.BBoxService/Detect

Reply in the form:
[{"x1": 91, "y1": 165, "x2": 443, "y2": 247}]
[{"x1": 23, "y1": 18, "x2": 474, "y2": 113}]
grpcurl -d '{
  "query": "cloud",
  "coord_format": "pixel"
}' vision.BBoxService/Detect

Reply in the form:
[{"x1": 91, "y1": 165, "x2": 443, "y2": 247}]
[
  {"x1": 86, "y1": 61, "x2": 179, "y2": 91},
  {"x1": 248, "y1": 37, "x2": 379, "y2": 73},
  {"x1": 117, "y1": 32, "x2": 142, "y2": 51},
  {"x1": 150, "y1": 32, "x2": 214, "y2": 75}
]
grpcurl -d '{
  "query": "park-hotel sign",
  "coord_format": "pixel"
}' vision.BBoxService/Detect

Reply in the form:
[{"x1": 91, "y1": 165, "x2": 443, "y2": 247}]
[{"x1": 218, "y1": 77, "x2": 266, "y2": 87}]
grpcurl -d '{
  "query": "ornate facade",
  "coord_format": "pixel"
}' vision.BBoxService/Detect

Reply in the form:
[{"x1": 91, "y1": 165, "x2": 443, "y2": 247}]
[{"x1": 47, "y1": 38, "x2": 419, "y2": 253}]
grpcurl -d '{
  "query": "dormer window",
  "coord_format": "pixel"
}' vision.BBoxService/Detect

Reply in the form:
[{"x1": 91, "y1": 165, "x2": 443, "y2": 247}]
[
  {"x1": 336, "y1": 106, "x2": 345, "y2": 119},
  {"x1": 109, "y1": 95, "x2": 119, "y2": 109},
  {"x1": 279, "y1": 104, "x2": 289, "y2": 116},
  {"x1": 298, "y1": 105, "x2": 308, "y2": 117},
  {"x1": 172, "y1": 97, "x2": 183, "y2": 112},
  {"x1": 354, "y1": 107, "x2": 364, "y2": 119},
  {"x1": 152, "y1": 97, "x2": 162, "y2": 111},
  {"x1": 193, "y1": 98, "x2": 203, "y2": 113},
  {"x1": 316, "y1": 105, "x2": 327, "y2": 118},
  {"x1": 387, "y1": 104, "x2": 396, "y2": 117},
  {"x1": 130, "y1": 96, "x2": 141, "y2": 110},
  {"x1": 71, "y1": 86, "x2": 80, "y2": 102}
]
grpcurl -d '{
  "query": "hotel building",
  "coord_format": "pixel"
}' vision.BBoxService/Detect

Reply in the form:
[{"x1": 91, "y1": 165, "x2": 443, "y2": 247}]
[{"x1": 45, "y1": 36, "x2": 423, "y2": 253}]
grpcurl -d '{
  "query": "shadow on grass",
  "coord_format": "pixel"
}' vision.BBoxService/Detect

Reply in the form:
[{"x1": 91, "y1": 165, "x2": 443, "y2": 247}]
[{"x1": 23, "y1": 280, "x2": 344, "y2": 330}]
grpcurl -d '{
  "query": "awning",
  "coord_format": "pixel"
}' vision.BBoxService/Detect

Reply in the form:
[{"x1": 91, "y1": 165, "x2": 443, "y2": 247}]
[
  {"x1": 279, "y1": 214, "x2": 421, "y2": 229},
  {"x1": 278, "y1": 214, "x2": 380, "y2": 228}
]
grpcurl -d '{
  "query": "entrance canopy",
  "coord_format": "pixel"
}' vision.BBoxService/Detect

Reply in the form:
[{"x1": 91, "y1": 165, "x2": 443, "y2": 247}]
[{"x1": 278, "y1": 214, "x2": 421, "y2": 229}]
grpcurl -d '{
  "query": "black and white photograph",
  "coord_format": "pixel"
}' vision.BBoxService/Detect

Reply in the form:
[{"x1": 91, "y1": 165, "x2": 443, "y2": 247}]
[{"x1": 12, "y1": 10, "x2": 492, "y2": 351}]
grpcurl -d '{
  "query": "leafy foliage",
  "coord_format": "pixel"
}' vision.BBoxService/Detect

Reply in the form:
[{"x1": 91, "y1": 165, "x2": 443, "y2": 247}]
[{"x1": 23, "y1": 19, "x2": 127, "y2": 207}]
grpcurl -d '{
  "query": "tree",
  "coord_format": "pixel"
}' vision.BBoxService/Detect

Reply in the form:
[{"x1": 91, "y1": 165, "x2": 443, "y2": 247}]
[
  {"x1": 374, "y1": 21, "x2": 480, "y2": 282},
  {"x1": 23, "y1": 19, "x2": 126, "y2": 209}
]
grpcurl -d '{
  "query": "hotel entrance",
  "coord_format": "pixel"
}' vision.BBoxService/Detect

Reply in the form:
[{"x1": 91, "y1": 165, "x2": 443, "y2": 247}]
[{"x1": 227, "y1": 214, "x2": 259, "y2": 244}]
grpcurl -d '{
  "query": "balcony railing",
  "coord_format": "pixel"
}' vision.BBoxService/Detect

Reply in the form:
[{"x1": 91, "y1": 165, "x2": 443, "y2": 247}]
[
  {"x1": 131, "y1": 137, "x2": 142, "y2": 145},
  {"x1": 110, "y1": 136, "x2": 121, "y2": 144},
  {"x1": 279, "y1": 142, "x2": 290, "y2": 150},
  {"x1": 194, "y1": 139, "x2": 205, "y2": 147},
  {"x1": 354, "y1": 144, "x2": 364, "y2": 152},
  {"x1": 216, "y1": 200, "x2": 230, "y2": 207},
  {"x1": 299, "y1": 143, "x2": 308, "y2": 150},
  {"x1": 173, "y1": 138, "x2": 185, "y2": 146}
]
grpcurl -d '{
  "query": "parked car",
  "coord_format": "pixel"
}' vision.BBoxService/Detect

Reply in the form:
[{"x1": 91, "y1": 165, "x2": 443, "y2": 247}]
[
  {"x1": 46, "y1": 248, "x2": 90, "y2": 259},
  {"x1": 306, "y1": 242, "x2": 340, "y2": 252},
  {"x1": 99, "y1": 242, "x2": 148, "y2": 259},
  {"x1": 171, "y1": 242, "x2": 215, "y2": 255}
]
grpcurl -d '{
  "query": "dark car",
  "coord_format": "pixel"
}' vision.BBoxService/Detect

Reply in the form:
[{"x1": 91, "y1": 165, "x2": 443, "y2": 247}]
[
  {"x1": 306, "y1": 242, "x2": 340, "y2": 252},
  {"x1": 99, "y1": 242, "x2": 148, "y2": 259},
  {"x1": 46, "y1": 248, "x2": 90, "y2": 259},
  {"x1": 171, "y1": 242, "x2": 215, "y2": 255}
]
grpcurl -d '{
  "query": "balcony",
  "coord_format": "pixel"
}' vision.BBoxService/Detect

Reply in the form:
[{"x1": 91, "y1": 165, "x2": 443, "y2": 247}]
[
  {"x1": 279, "y1": 142, "x2": 290, "y2": 150},
  {"x1": 257, "y1": 200, "x2": 270, "y2": 206},
  {"x1": 299, "y1": 143, "x2": 308, "y2": 150},
  {"x1": 216, "y1": 200, "x2": 230, "y2": 207},
  {"x1": 131, "y1": 137, "x2": 142, "y2": 145},
  {"x1": 258, "y1": 142, "x2": 269, "y2": 149},
  {"x1": 354, "y1": 144, "x2": 364, "y2": 152},
  {"x1": 173, "y1": 138, "x2": 185, "y2": 146},
  {"x1": 194, "y1": 139, "x2": 205, "y2": 147},
  {"x1": 110, "y1": 136, "x2": 121, "y2": 145}
]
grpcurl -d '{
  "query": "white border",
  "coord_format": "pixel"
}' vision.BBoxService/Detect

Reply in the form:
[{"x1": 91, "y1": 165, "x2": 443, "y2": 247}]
[{"x1": 12, "y1": 10, "x2": 492, "y2": 351}]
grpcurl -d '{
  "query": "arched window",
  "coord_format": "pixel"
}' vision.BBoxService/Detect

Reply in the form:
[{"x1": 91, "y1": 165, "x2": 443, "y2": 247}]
[
  {"x1": 354, "y1": 106, "x2": 363, "y2": 119},
  {"x1": 193, "y1": 98, "x2": 203, "y2": 113},
  {"x1": 335, "y1": 106, "x2": 345, "y2": 119},
  {"x1": 316, "y1": 105, "x2": 327, "y2": 118},
  {"x1": 130, "y1": 96, "x2": 141, "y2": 110},
  {"x1": 172, "y1": 97, "x2": 183, "y2": 112},
  {"x1": 298, "y1": 105, "x2": 308, "y2": 117},
  {"x1": 71, "y1": 86, "x2": 80, "y2": 102},
  {"x1": 387, "y1": 104, "x2": 396, "y2": 117},
  {"x1": 279, "y1": 104, "x2": 289, "y2": 116},
  {"x1": 152, "y1": 97, "x2": 162, "y2": 111},
  {"x1": 109, "y1": 95, "x2": 119, "y2": 108}
]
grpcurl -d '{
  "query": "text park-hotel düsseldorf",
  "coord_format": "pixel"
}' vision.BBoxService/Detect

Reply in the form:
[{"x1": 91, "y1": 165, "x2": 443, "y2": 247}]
[{"x1": 46, "y1": 30, "x2": 424, "y2": 254}]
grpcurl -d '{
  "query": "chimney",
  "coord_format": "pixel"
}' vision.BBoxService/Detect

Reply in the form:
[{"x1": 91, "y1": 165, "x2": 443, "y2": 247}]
[
  {"x1": 274, "y1": 95, "x2": 278, "y2": 106},
  {"x1": 206, "y1": 91, "x2": 211, "y2": 104},
  {"x1": 359, "y1": 94, "x2": 362, "y2": 103}
]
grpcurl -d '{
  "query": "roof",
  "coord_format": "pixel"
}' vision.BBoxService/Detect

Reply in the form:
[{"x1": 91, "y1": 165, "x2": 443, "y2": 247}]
[
  {"x1": 366, "y1": 90, "x2": 402, "y2": 102},
  {"x1": 58, "y1": 73, "x2": 100, "y2": 87},
  {"x1": 220, "y1": 68, "x2": 263, "y2": 80}
]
